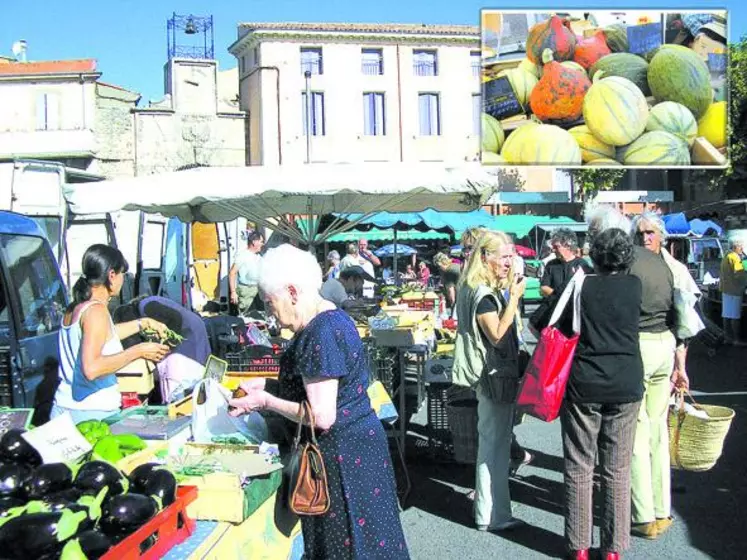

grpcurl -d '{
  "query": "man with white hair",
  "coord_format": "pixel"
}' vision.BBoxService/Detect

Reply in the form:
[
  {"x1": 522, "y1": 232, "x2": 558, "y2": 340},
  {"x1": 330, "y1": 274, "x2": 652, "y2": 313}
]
[{"x1": 720, "y1": 235, "x2": 747, "y2": 345}]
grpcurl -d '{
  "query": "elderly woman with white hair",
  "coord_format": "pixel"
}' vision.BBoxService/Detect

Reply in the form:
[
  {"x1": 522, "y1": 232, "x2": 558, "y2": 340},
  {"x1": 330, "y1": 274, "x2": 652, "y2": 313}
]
[{"x1": 228, "y1": 244, "x2": 409, "y2": 559}]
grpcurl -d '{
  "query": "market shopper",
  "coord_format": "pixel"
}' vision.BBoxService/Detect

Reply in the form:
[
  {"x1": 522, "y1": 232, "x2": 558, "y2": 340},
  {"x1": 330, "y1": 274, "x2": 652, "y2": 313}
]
[
  {"x1": 541, "y1": 228, "x2": 593, "y2": 297},
  {"x1": 451, "y1": 230, "x2": 526, "y2": 532},
  {"x1": 561, "y1": 228, "x2": 644, "y2": 560},
  {"x1": 719, "y1": 236, "x2": 747, "y2": 345},
  {"x1": 435, "y1": 252, "x2": 461, "y2": 310},
  {"x1": 325, "y1": 250, "x2": 341, "y2": 281},
  {"x1": 229, "y1": 229, "x2": 264, "y2": 315},
  {"x1": 51, "y1": 245, "x2": 169, "y2": 423},
  {"x1": 628, "y1": 212, "x2": 689, "y2": 540},
  {"x1": 229, "y1": 244, "x2": 409, "y2": 559},
  {"x1": 320, "y1": 265, "x2": 376, "y2": 308},
  {"x1": 340, "y1": 241, "x2": 378, "y2": 298}
]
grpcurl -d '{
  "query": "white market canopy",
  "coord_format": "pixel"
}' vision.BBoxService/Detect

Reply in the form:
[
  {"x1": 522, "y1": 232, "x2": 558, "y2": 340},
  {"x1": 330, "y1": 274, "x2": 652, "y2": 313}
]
[{"x1": 63, "y1": 163, "x2": 499, "y2": 245}]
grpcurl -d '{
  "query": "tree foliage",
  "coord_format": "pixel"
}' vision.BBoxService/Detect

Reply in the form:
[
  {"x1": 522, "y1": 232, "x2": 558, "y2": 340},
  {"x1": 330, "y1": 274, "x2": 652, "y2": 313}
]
[{"x1": 567, "y1": 168, "x2": 627, "y2": 199}]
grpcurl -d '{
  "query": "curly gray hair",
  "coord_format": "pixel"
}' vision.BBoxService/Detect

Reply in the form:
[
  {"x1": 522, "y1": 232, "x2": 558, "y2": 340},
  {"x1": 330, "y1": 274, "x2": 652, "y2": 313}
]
[{"x1": 550, "y1": 228, "x2": 579, "y2": 251}]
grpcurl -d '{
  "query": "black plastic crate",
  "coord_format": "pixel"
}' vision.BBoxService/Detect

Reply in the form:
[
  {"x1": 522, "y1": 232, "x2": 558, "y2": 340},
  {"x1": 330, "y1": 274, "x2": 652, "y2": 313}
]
[
  {"x1": 225, "y1": 348, "x2": 281, "y2": 373},
  {"x1": 427, "y1": 384, "x2": 453, "y2": 459}
]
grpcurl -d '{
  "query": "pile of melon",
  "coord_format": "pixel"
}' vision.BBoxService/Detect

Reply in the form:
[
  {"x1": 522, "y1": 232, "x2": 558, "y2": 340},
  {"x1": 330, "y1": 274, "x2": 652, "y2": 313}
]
[{"x1": 481, "y1": 14, "x2": 726, "y2": 166}]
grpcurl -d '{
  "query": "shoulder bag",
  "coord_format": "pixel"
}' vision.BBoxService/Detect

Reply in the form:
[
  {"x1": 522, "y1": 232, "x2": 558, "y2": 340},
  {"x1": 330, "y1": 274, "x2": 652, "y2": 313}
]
[{"x1": 283, "y1": 401, "x2": 330, "y2": 516}]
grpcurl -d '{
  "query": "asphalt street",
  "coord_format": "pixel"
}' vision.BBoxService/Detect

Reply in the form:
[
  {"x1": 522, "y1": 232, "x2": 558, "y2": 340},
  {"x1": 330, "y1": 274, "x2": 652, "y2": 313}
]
[{"x1": 397, "y1": 321, "x2": 747, "y2": 560}]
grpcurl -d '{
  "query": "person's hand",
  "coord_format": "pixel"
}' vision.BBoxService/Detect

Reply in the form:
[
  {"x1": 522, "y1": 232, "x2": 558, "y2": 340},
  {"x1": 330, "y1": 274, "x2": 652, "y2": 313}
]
[
  {"x1": 510, "y1": 276, "x2": 526, "y2": 300},
  {"x1": 142, "y1": 318, "x2": 169, "y2": 339},
  {"x1": 671, "y1": 367, "x2": 690, "y2": 393},
  {"x1": 239, "y1": 378, "x2": 266, "y2": 393},
  {"x1": 230, "y1": 291, "x2": 238, "y2": 305},
  {"x1": 228, "y1": 389, "x2": 268, "y2": 416},
  {"x1": 137, "y1": 342, "x2": 170, "y2": 363}
]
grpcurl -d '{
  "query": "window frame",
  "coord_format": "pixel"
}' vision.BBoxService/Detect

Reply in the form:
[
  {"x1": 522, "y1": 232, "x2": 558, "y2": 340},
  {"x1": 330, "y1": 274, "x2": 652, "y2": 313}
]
[
  {"x1": 418, "y1": 92, "x2": 442, "y2": 136},
  {"x1": 413, "y1": 49, "x2": 438, "y2": 77},
  {"x1": 362, "y1": 92, "x2": 386, "y2": 136},
  {"x1": 361, "y1": 48, "x2": 384, "y2": 75},
  {"x1": 302, "y1": 91, "x2": 326, "y2": 136},
  {"x1": 300, "y1": 47, "x2": 323, "y2": 75}
]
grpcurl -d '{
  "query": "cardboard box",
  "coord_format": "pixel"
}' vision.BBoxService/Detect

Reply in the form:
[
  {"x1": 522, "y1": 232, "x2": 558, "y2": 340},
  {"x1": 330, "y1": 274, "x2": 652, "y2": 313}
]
[
  {"x1": 116, "y1": 358, "x2": 155, "y2": 395},
  {"x1": 372, "y1": 324, "x2": 434, "y2": 347},
  {"x1": 168, "y1": 443, "x2": 282, "y2": 523},
  {"x1": 692, "y1": 136, "x2": 727, "y2": 166}
]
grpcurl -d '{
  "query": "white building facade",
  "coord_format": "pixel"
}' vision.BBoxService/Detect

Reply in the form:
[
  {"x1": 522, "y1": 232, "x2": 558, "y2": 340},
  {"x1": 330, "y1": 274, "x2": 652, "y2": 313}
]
[{"x1": 229, "y1": 23, "x2": 483, "y2": 166}]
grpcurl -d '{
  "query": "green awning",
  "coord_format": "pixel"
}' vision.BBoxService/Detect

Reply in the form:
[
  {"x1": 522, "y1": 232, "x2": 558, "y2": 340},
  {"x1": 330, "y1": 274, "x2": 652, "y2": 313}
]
[{"x1": 487, "y1": 215, "x2": 580, "y2": 239}]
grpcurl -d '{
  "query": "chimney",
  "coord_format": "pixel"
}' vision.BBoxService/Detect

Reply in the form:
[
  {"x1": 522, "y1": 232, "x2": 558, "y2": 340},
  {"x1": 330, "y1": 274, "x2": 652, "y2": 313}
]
[{"x1": 11, "y1": 40, "x2": 27, "y2": 62}]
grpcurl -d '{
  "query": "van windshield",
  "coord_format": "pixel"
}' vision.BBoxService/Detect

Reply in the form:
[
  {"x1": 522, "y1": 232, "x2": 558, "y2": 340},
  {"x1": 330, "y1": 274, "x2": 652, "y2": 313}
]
[{"x1": 0, "y1": 234, "x2": 67, "y2": 339}]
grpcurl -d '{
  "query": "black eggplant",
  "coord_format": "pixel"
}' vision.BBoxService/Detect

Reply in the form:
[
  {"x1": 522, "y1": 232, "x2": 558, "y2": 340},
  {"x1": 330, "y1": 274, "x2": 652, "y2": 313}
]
[
  {"x1": 128, "y1": 462, "x2": 162, "y2": 491},
  {"x1": 142, "y1": 469, "x2": 177, "y2": 508},
  {"x1": 0, "y1": 496, "x2": 24, "y2": 517},
  {"x1": 43, "y1": 487, "x2": 83, "y2": 510},
  {"x1": 0, "y1": 463, "x2": 31, "y2": 498},
  {"x1": 100, "y1": 493, "x2": 158, "y2": 539},
  {"x1": 0, "y1": 429, "x2": 42, "y2": 466},
  {"x1": 0, "y1": 508, "x2": 87, "y2": 559},
  {"x1": 23, "y1": 462, "x2": 73, "y2": 499},
  {"x1": 60, "y1": 529, "x2": 112, "y2": 560},
  {"x1": 74, "y1": 460, "x2": 128, "y2": 496}
]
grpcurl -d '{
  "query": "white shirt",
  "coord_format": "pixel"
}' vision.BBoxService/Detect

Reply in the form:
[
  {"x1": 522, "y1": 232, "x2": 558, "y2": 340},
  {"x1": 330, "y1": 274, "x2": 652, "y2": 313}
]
[{"x1": 234, "y1": 250, "x2": 262, "y2": 286}]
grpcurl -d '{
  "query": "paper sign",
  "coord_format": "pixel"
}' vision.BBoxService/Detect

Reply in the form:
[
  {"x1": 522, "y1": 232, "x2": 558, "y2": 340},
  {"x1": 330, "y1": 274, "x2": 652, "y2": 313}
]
[
  {"x1": 483, "y1": 75, "x2": 524, "y2": 121},
  {"x1": 0, "y1": 408, "x2": 33, "y2": 437},
  {"x1": 21, "y1": 412, "x2": 92, "y2": 463},
  {"x1": 627, "y1": 22, "x2": 663, "y2": 55}
]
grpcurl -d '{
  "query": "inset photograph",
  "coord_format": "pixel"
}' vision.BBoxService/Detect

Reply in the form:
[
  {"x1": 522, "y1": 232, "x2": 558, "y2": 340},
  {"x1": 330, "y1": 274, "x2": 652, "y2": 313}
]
[{"x1": 480, "y1": 10, "x2": 728, "y2": 167}]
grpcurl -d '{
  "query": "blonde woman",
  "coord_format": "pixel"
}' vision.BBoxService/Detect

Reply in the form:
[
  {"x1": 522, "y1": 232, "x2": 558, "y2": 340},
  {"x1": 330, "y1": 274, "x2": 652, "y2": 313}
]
[{"x1": 452, "y1": 231, "x2": 526, "y2": 532}]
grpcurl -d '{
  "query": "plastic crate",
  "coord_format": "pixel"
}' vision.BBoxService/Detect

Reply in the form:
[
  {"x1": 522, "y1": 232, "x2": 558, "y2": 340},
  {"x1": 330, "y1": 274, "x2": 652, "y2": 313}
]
[
  {"x1": 427, "y1": 385, "x2": 453, "y2": 459},
  {"x1": 225, "y1": 351, "x2": 281, "y2": 373},
  {"x1": 100, "y1": 485, "x2": 198, "y2": 560}
]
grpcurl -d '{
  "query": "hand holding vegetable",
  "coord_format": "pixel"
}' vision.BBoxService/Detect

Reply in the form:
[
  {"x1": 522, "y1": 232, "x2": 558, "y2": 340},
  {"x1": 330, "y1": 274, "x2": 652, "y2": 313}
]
[
  {"x1": 139, "y1": 318, "x2": 169, "y2": 340},
  {"x1": 228, "y1": 387, "x2": 268, "y2": 416},
  {"x1": 135, "y1": 342, "x2": 170, "y2": 363},
  {"x1": 238, "y1": 378, "x2": 266, "y2": 393}
]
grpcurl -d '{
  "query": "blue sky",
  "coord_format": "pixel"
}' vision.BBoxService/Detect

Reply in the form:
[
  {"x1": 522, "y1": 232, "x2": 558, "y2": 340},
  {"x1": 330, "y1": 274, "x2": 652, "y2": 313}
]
[{"x1": 2, "y1": 1, "x2": 743, "y2": 103}]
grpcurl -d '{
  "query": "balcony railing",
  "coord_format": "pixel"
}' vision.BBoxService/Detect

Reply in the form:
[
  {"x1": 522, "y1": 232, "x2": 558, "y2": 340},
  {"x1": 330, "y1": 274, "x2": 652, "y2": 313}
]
[
  {"x1": 362, "y1": 61, "x2": 383, "y2": 75},
  {"x1": 413, "y1": 61, "x2": 437, "y2": 77}
]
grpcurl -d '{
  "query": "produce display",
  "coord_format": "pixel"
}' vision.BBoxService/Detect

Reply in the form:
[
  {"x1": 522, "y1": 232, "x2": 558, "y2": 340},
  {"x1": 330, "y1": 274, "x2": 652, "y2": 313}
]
[
  {"x1": 0, "y1": 425, "x2": 177, "y2": 559},
  {"x1": 481, "y1": 11, "x2": 727, "y2": 167},
  {"x1": 141, "y1": 327, "x2": 185, "y2": 348}
]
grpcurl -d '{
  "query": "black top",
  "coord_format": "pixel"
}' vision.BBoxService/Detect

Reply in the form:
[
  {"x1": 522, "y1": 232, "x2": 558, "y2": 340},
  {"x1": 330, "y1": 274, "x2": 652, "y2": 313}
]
[
  {"x1": 442, "y1": 264, "x2": 461, "y2": 289},
  {"x1": 541, "y1": 257, "x2": 594, "y2": 294},
  {"x1": 567, "y1": 274, "x2": 645, "y2": 403},
  {"x1": 476, "y1": 296, "x2": 499, "y2": 315},
  {"x1": 628, "y1": 246, "x2": 675, "y2": 333}
]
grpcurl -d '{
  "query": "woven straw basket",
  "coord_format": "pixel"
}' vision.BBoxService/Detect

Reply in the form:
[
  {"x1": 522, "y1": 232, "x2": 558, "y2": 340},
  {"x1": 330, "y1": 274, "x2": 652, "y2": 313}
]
[{"x1": 668, "y1": 390, "x2": 735, "y2": 472}]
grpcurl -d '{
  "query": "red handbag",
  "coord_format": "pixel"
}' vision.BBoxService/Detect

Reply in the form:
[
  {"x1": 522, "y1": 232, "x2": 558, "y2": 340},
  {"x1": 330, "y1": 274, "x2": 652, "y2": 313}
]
[{"x1": 517, "y1": 269, "x2": 586, "y2": 422}]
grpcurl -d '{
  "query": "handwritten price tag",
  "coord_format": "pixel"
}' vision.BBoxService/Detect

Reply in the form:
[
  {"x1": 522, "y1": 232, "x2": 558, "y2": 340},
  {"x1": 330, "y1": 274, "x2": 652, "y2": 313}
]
[
  {"x1": 21, "y1": 412, "x2": 92, "y2": 463},
  {"x1": 627, "y1": 22, "x2": 663, "y2": 55}
]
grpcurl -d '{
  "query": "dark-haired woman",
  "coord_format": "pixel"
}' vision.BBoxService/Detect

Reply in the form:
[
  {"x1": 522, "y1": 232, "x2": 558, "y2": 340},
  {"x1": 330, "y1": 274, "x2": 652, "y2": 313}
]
[
  {"x1": 562, "y1": 229, "x2": 644, "y2": 560},
  {"x1": 51, "y1": 245, "x2": 170, "y2": 423}
]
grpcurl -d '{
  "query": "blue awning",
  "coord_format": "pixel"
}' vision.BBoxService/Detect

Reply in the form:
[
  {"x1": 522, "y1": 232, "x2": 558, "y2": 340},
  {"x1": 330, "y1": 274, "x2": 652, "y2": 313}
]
[
  {"x1": 663, "y1": 213, "x2": 723, "y2": 236},
  {"x1": 343, "y1": 208, "x2": 494, "y2": 234}
]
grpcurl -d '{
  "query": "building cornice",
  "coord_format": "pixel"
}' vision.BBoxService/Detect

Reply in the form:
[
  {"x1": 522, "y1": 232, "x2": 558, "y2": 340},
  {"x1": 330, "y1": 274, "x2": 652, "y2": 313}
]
[{"x1": 0, "y1": 72, "x2": 102, "y2": 83}]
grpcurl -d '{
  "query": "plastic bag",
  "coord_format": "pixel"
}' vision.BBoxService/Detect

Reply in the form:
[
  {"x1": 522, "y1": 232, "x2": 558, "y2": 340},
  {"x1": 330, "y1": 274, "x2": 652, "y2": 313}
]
[
  {"x1": 673, "y1": 288, "x2": 706, "y2": 340},
  {"x1": 191, "y1": 378, "x2": 268, "y2": 444}
]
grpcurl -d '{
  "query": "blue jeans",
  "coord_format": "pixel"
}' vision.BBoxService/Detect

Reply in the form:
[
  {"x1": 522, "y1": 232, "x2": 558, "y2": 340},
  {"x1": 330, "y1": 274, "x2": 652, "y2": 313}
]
[{"x1": 50, "y1": 403, "x2": 119, "y2": 424}]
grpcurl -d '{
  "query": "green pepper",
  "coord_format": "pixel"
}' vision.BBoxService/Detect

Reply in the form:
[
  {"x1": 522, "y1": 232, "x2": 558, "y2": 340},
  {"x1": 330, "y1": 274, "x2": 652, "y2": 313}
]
[
  {"x1": 92, "y1": 435, "x2": 125, "y2": 463},
  {"x1": 76, "y1": 421, "x2": 111, "y2": 446},
  {"x1": 113, "y1": 433, "x2": 147, "y2": 454}
]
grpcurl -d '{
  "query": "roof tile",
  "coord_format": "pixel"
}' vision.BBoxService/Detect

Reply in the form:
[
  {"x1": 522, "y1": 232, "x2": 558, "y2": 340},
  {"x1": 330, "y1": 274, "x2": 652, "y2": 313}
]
[{"x1": 0, "y1": 59, "x2": 97, "y2": 76}]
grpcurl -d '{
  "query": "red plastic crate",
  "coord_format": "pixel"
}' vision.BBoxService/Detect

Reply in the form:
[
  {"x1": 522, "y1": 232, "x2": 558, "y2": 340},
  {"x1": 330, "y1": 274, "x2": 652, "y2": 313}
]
[
  {"x1": 100, "y1": 485, "x2": 198, "y2": 560},
  {"x1": 121, "y1": 392, "x2": 142, "y2": 409}
]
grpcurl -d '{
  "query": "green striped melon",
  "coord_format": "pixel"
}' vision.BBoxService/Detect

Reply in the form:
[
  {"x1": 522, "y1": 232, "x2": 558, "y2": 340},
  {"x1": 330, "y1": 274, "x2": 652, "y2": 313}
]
[
  {"x1": 482, "y1": 151, "x2": 506, "y2": 164},
  {"x1": 518, "y1": 58, "x2": 540, "y2": 78},
  {"x1": 646, "y1": 101, "x2": 698, "y2": 146},
  {"x1": 503, "y1": 123, "x2": 581, "y2": 165},
  {"x1": 497, "y1": 68, "x2": 538, "y2": 108},
  {"x1": 583, "y1": 76, "x2": 649, "y2": 146},
  {"x1": 500, "y1": 122, "x2": 540, "y2": 163},
  {"x1": 585, "y1": 158, "x2": 622, "y2": 166},
  {"x1": 648, "y1": 45, "x2": 712, "y2": 120},
  {"x1": 569, "y1": 125, "x2": 615, "y2": 162},
  {"x1": 622, "y1": 130, "x2": 691, "y2": 165},
  {"x1": 589, "y1": 53, "x2": 650, "y2": 96},
  {"x1": 602, "y1": 24, "x2": 629, "y2": 53},
  {"x1": 481, "y1": 113, "x2": 505, "y2": 153}
]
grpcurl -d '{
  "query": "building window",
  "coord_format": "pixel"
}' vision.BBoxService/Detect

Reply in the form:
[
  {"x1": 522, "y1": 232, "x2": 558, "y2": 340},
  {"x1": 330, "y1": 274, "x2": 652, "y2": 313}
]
[
  {"x1": 472, "y1": 94, "x2": 481, "y2": 136},
  {"x1": 302, "y1": 91, "x2": 325, "y2": 136},
  {"x1": 363, "y1": 92, "x2": 386, "y2": 136},
  {"x1": 413, "y1": 50, "x2": 438, "y2": 76},
  {"x1": 418, "y1": 93, "x2": 441, "y2": 136},
  {"x1": 240, "y1": 56, "x2": 246, "y2": 73},
  {"x1": 471, "y1": 51, "x2": 481, "y2": 77},
  {"x1": 300, "y1": 47, "x2": 323, "y2": 75},
  {"x1": 36, "y1": 93, "x2": 59, "y2": 131},
  {"x1": 253, "y1": 46, "x2": 260, "y2": 67},
  {"x1": 361, "y1": 48, "x2": 384, "y2": 75}
]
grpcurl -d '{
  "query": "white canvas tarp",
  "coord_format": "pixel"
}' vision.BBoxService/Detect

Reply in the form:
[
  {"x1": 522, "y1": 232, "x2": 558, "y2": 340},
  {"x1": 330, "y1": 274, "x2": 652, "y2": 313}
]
[{"x1": 62, "y1": 163, "x2": 498, "y2": 244}]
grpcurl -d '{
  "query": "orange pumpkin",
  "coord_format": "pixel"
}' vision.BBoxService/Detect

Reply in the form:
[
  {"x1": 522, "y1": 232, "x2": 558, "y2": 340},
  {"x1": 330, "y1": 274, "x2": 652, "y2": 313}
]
[
  {"x1": 526, "y1": 15, "x2": 577, "y2": 64},
  {"x1": 573, "y1": 30, "x2": 612, "y2": 70},
  {"x1": 529, "y1": 49, "x2": 591, "y2": 124}
]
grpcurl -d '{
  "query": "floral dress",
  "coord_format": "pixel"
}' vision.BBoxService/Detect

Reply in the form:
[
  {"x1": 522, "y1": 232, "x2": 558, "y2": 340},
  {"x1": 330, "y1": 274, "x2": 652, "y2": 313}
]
[{"x1": 279, "y1": 309, "x2": 409, "y2": 560}]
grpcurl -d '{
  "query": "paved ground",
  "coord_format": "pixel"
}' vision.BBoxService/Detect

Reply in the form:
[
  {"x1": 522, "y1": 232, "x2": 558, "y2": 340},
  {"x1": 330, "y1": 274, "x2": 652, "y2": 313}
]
[{"x1": 397, "y1": 322, "x2": 747, "y2": 559}]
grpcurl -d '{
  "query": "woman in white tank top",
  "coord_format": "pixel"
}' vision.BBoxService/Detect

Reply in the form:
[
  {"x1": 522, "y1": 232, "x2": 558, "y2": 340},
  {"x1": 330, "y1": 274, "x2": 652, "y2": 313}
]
[{"x1": 51, "y1": 245, "x2": 171, "y2": 424}]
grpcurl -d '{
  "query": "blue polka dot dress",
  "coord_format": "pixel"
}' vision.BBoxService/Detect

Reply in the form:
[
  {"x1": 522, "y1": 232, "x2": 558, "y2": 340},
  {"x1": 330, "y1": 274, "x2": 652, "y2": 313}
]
[{"x1": 279, "y1": 309, "x2": 410, "y2": 560}]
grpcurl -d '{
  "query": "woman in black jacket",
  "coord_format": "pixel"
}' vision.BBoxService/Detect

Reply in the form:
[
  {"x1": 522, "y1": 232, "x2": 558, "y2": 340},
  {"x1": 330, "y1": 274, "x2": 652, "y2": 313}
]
[{"x1": 562, "y1": 228, "x2": 644, "y2": 560}]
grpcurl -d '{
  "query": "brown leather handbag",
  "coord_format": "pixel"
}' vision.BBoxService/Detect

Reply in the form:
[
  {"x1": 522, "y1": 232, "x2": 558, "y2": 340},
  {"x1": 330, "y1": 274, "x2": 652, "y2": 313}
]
[{"x1": 283, "y1": 401, "x2": 330, "y2": 516}]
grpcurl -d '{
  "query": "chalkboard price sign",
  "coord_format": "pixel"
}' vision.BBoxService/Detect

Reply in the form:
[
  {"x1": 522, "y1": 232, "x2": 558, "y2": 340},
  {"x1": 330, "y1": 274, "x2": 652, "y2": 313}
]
[
  {"x1": 483, "y1": 75, "x2": 524, "y2": 121},
  {"x1": 708, "y1": 52, "x2": 727, "y2": 73},
  {"x1": 627, "y1": 22, "x2": 663, "y2": 55},
  {"x1": 0, "y1": 408, "x2": 33, "y2": 437}
]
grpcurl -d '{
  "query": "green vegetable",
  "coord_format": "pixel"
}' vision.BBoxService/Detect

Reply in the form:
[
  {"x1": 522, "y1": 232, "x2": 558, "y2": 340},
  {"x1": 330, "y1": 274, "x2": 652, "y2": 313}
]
[
  {"x1": 114, "y1": 433, "x2": 147, "y2": 453},
  {"x1": 141, "y1": 327, "x2": 185, "y2": 348},
  {"x1": 92, "y1": 436, "x2": 125, "y2": 463},
  {"x1": 76, "y1": 421, "x2": 111, "y2": 445},
  {"x1": 60, "y1": 538, "x2": 87, "y2": 560}
]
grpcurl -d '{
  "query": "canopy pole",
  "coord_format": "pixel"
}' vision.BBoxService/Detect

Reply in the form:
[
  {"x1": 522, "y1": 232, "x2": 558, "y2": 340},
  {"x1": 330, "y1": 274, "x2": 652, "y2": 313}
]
[{"x1": 393, "y1": 229, "x2": 399, "y2": 286}]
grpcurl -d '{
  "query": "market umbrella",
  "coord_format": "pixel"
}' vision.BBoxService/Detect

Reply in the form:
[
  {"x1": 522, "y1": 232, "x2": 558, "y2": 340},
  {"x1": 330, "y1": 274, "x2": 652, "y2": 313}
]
[
  {"x1": 515, "y1": 244, "x2": 536, "y2": 258},
  {"x1": 62, "y1": 162, "x2": 498, "y2": 247},
  {"x1": 374, "y1": 243, "x2": 417, "y2": 257}
]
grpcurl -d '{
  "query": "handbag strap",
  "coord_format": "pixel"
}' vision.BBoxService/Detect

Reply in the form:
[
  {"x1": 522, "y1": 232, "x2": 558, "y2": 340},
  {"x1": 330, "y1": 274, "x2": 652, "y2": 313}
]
[
  {"x1": 293, "y1": 401, "x2": 319, "y2": 447},
  {"x1": 547, "y1": 268, "x2": 586, "y2": 333}
]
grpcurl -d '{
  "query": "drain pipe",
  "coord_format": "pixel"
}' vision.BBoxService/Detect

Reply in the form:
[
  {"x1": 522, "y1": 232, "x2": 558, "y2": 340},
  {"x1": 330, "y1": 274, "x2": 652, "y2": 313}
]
[
  {"x1": 396, "y1": 44, "x2": 404, "y2": 162},
  {"x1": 240, "y1": 65, "x2": 283, "y2": 165}
]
